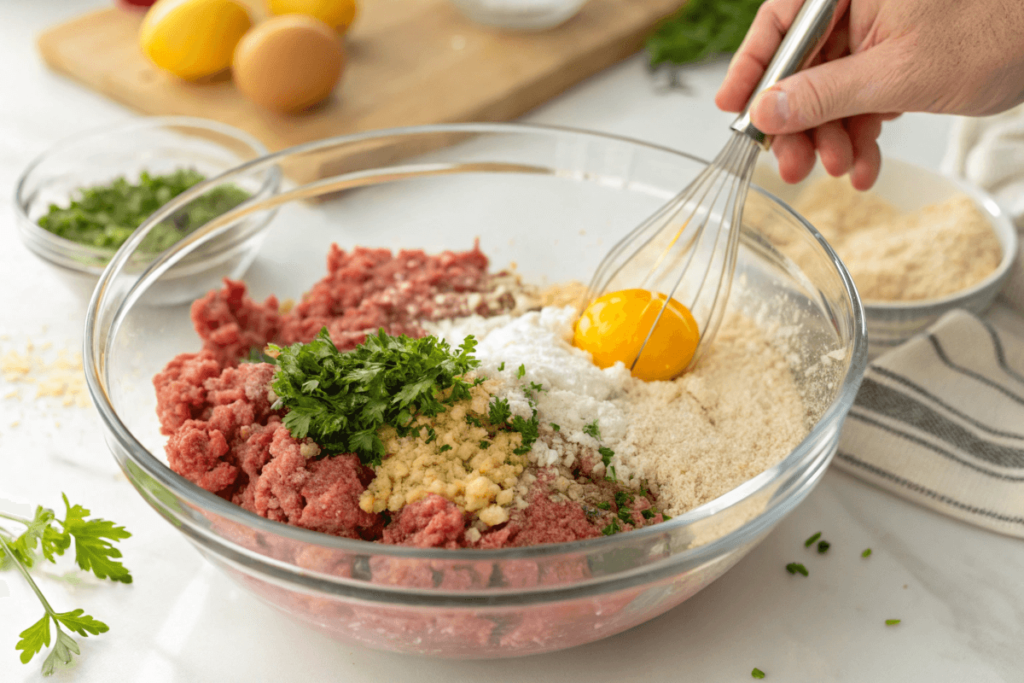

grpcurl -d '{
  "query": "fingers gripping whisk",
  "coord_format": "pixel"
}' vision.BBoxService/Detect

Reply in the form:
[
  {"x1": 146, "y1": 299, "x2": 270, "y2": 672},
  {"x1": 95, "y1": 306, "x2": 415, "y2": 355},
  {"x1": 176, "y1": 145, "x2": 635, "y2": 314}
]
[{"x1": 578, "y1": 0, "x2": 839, "y2": 379}]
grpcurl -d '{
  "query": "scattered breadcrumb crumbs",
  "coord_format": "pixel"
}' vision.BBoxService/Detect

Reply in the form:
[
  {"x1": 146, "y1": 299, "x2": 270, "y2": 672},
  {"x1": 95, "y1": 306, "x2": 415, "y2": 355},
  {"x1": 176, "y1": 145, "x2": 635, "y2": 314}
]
[{"x1": 0, "y1": 343, "x2": 91, "y2": 409}]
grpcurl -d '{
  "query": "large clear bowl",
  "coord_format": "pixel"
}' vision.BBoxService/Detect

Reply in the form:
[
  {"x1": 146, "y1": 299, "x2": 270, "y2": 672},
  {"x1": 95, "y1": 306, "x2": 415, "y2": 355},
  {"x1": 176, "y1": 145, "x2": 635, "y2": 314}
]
[{"x1": 84, "y1": 123, "x2": 867, "y2": 658}]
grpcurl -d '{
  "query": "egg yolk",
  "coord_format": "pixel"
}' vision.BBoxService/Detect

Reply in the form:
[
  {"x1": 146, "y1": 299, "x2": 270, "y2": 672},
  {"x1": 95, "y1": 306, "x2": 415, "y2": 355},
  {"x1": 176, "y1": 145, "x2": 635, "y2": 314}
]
[{"x1": 573, "y1": 289, "x2": 699, "y2": 381}]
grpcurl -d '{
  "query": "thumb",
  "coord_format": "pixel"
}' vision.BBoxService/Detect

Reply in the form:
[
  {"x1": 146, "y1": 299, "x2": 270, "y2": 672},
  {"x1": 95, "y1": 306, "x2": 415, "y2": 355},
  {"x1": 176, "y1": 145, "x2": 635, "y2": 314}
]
[{"x1": 749, "y1": 49, "x2": 903, "y2": 134}]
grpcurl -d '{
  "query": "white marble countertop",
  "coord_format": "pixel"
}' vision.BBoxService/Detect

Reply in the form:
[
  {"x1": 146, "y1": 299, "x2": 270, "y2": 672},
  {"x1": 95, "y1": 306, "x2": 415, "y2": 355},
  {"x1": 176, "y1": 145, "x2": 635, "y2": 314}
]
[{"x1": 2, "y1": 2, "x2": 1022, "y2": 681}]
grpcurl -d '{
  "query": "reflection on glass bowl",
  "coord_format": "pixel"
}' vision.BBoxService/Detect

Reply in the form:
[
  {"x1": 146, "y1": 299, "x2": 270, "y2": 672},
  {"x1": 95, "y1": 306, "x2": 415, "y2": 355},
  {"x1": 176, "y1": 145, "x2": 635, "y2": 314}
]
[{"x1": 85, "y1": 123, "x2": 867, "y2": 658}]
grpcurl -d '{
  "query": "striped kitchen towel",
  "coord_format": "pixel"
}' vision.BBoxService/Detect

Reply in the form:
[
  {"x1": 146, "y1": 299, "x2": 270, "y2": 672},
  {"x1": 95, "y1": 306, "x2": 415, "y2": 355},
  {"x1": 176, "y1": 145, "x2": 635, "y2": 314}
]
[{"x1": 834, "y1": 306, "x2": 1024, "y2": 538}]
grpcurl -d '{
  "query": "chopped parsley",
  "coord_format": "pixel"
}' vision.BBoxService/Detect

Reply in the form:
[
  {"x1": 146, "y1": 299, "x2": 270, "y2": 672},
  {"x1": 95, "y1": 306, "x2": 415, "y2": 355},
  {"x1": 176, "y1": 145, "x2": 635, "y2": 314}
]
[
  {"x1": 242, "y1": 346, "x2": 278, "y2": 365},
  {"x1": 614, "y1": 491, "x2": 633, "y2": 507},
  {"x1": 550, "y1": 423, "x2": 561, "y2": 432},
  {"x1": 478, "y1": 440, "x2": 491, "y2": 449},
  {"x1": 862, "y1": 548, "x2": 872, "y2": 558},
  {"x1": 583, "y1": 420, "x2": 601, "y2": 439},
  {"x1": 497, "y1": 362, "x2": 505, "y2": 372},
  {"x1": 595, "y1": 501, "x2": 610, "y2": 510},
  {"x1": 641, "y1": 508, "x2": 654, "y2": 520},
  {"x1": 617, "y1": 508, "x2": 634, "y2": 525},
  {"x1": 601, "y1": 517, "x2": 621, "y2": 535},
  {"x1": 439, "y1": 444, "x2": 453, "y2": 453},
  {"x1": 817, "y1": 540, "x2": 830, "y2": 554},
  {"x1": 598, "y1": 446, "x2": 615, "y2": 466},
  {"x1": 517, "y1": 364, "x2": 526, "y2": 379},
  {"x1": 804, "y1": 532, "x2": 821, "y2": 547},
  {"x1": 37, "y1": 168, "x2": 250, "y2": 255},
  {"x1": 885, "y1": 619, "x2": 901, "y2": 626},
  {"x1": 510, "y1": 413, "x2": 540, "y2": 455},
  {"x1": 465, "y1": 414, "x2": 483, "y2": 428},
  {"x1": 751, "y1": 668, "x2": 766, "y2": 679},
  {"x1": 269, "y1": 328, "x2": 479, "y2": 466},
  {"x1": 605, "y1": 465, "x2": 618, "y2": 483},
  {"x1": 488, "y1": 398, "x2": 512, "y2": 425},
  {"x1": 785, "y1": 562, "x2": 808, "y2": 577}
]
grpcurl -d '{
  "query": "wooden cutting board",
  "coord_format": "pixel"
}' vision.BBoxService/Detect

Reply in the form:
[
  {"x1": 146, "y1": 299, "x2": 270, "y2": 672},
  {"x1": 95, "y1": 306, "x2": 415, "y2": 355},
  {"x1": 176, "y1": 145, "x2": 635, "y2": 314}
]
[{"x1": 38, "y1": 1, "x2": 682, "y2": 179}]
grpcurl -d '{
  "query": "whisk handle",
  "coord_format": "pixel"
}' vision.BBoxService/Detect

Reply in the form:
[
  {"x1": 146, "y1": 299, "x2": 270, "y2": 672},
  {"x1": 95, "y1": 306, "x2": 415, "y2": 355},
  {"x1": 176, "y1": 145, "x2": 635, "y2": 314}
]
[{"x1": 730, "y1": 0, "x2": 841, "y2": 150}]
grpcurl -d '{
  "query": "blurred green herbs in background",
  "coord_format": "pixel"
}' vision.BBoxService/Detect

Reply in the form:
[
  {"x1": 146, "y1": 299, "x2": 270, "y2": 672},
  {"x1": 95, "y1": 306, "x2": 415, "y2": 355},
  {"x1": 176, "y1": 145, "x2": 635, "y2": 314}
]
[
  {"x1": 647, "y1": 0, "x2": 765, "y2": 68},
  {"x1": 38, "y1": 168, "x2": 250, "y2": 254}
]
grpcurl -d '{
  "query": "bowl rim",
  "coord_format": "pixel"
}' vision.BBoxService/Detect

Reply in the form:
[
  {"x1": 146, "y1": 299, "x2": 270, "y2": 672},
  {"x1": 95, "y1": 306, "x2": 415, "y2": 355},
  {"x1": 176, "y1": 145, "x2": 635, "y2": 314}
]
[
  {"x1": 84, "y1": 121, "x2": 868, "y2": 569},
  {"x1": 13, "y1": 115, "x2": 279, "y2": 270}
]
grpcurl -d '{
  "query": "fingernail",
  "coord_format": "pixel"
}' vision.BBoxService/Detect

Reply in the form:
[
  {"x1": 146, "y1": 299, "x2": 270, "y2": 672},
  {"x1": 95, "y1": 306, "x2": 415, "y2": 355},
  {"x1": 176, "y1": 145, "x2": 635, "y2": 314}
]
[{"x1": 752, "y1": 90, "x2": 790, "y2": 131}]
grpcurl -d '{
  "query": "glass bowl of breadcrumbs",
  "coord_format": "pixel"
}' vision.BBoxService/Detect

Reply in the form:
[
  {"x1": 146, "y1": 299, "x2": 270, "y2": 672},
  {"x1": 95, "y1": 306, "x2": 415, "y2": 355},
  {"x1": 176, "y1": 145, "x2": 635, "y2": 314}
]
[{"x1": 753, "y1": 157, "x2": 1018, "y2": 358}]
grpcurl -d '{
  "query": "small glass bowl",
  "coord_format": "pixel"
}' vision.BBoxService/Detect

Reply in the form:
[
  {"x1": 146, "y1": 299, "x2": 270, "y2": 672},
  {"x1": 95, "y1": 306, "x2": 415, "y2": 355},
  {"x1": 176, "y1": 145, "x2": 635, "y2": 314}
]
[
  {"x1": 448, "y1": 0, "x2": 589, "y2": 30},
  {"x1": 85, "y1": 123, "x2": 867, "y2": 658},
  {"x1": 14, "y1": 116, "x2": 280, "y2": 304},
  {"x1": 754, "y1": 157, "x2": 1018, "y2": 358}
]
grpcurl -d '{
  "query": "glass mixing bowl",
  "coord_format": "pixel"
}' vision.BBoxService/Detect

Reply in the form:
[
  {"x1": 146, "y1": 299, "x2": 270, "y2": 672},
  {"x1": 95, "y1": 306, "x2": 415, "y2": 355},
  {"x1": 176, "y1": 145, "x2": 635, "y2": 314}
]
[{"x1": 84, "y1": 123, "x2": 867, "y2": 658}]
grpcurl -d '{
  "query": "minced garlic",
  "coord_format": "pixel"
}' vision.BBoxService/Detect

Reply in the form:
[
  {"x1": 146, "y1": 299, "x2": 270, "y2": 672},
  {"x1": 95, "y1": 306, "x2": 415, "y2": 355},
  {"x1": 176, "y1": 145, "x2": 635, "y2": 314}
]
[{"x1": 358, "y1": 380, "x2": 528, "y2": 525}]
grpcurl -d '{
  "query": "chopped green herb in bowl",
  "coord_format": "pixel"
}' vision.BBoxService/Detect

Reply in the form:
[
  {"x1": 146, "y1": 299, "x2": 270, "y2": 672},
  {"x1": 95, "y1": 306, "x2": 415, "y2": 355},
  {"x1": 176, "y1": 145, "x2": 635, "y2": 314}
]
[
  {"x1": 14, "y1": 116, "x2": 279, "y2": 303},
  {"x1": 37, "y1": 168, "x2": 250, "y2": 254}
]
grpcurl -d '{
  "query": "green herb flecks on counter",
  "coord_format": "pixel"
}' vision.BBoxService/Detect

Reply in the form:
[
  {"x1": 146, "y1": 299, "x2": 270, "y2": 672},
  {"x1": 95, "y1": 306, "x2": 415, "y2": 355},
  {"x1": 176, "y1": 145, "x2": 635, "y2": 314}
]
[
  {"x1": 646, "y1": 0, "x2": 765, "y2": 68},
  {"x1": 0, "y1": 494, "x2": 131, "y2": 676},
  {"x1": 37, "y1": 168, "x2": 250, "y2": 254}
]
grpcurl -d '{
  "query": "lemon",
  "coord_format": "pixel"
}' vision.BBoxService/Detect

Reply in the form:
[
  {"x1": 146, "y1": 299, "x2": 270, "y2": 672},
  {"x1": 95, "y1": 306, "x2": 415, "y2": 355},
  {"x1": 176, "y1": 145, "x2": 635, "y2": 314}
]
[
  {"x1": 267, "y1": 0, "x2": 359, "y2": 35},
  {"x1": 140, "y1": 0, "x2": 253, "y2": 81}
]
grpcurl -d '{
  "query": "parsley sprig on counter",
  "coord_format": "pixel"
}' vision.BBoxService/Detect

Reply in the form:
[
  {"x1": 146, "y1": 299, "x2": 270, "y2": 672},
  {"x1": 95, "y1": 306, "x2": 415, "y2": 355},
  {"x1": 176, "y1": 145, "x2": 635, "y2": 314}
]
[
  {"x1": 37, "y1": 168, "x2": 249, "y2": 254},
  {"x1": 0, "y1": 495, "x2": 131, "y2": 676},
  {"x1": 269, "y1": 328, "x2": 481, "y2": 466}
]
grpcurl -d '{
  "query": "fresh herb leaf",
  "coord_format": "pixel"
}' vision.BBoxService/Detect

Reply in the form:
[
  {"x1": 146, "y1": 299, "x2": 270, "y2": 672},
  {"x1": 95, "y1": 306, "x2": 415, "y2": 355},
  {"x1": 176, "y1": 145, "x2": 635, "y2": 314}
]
[
  {"x1": 488, "y1": 398, "x2": 512, "y2": 426},
  {"x1": 817, "y1": 540, "x2": 830, "y2": 554},
  {"x1": 605, "y1": 465, "x2": 618, "y2": 483},
  {"x1": 510, "y1": 414, "x2": 539, "y2": 456},
  {"x1": 641, "y1": 508, "x2": 654, "y2": 520},
  {"x1": 478, "y1": 440, "x2": 491, "y2": 449},
  {"x1": 785, "y1": 562, "x2": 808, "y2": 577},
  {"x1": 439, "y1": 444, "x2": 453, "y2": 453},
  {"x1": 583, "y1": 420, "x2": 601, "y2": 439},
  {"x1": 661, "y1": 512, "x2": 672, "y2": 521},
  {"x1": 862, "y1": 548, "x2": 872, "y2": 558},
  {"x1": 517, "y1": 364, "x2": 526, "y2": 379},
  {"x1": 752, "y1": 668, "x2": 766, "y2": 679},
  {"x1": 1, "y1": 495, "x2": 128, "y2": 675},
  {"x1": 242, "y1": 346, "x2": 278, "y2": 365},
  {"x1": 614, "y1": 491, "x2": 633, "y2": 508},
  {"x1": 497, "y1": 362, "x2": 505, "y2": 372},
  {"x1": 601, "y1": 517, "x2": 621, "y2": 536},
  {"x1": 60, "y1": 495, "x2": 132, "y2": 583},
  {"x1": 617, "y1": 508, "x2": 634, "y2": 525},
  {"x1": 550, "y1": 423, "x2": 560, "y2": 432},
  {"x1": 646, "y1": 0, "x2": 765, "y2": 69},
  {"x1": 885, "y1": 619, "x2": 901, "y2": 626},
  {"x1": 595, "y1": 501, "x2": 610, "y2": 510},
  {"x1": 36, "y1": 168, "x2": 250, "y2": 255},
  {"x1": 598, "y1": 446, "x2": 614, "y2": 466},
  {"x1": 804, "y1": 532, "x2": 821, "y2": 547},
  {"x1": 270, "y1": 328, "x2": 480, "y2": 466}
]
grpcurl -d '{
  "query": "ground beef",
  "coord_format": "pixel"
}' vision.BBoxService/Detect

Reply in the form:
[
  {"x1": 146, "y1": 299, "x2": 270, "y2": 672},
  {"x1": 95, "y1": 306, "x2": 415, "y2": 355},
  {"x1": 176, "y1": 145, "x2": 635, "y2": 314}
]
[
  {"x1": 382, "y1": 495, "x2": 467, "y2": 549},
  {"x1": 477, "y1": 491, "x2": 603, "y2": 548},
  {"x1": 190, "y1": 244, "x2": 500, "y2": 367}
]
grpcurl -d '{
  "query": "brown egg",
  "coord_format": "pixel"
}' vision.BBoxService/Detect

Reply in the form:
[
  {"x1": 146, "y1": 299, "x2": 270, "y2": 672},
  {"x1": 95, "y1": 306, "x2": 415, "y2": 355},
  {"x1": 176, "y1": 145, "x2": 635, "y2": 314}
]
[{"x1": 233, "y1": 14, "x2": 345, "y2": 113}]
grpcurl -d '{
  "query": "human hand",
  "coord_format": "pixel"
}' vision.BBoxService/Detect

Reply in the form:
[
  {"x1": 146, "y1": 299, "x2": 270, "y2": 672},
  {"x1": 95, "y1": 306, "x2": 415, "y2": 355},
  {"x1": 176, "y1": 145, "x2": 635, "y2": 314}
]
[{"x1": 716, "y1": 0, "x2": 1024, "y2": 189}]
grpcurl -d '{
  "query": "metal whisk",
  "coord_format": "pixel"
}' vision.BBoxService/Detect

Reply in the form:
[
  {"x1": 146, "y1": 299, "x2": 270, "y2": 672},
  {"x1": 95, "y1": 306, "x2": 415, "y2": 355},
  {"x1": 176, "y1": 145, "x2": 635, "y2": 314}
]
[{"x1": 585, "y1": 0, "x2": 840, "y2": 373}]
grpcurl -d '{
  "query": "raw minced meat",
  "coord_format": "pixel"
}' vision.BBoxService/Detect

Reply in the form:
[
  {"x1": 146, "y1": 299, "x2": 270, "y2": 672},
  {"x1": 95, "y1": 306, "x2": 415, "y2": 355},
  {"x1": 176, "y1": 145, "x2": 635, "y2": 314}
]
[
  {"x1": 190, "y1": 244, "x2": 513, "y2": 366},
  {"x1": 155, "y1": 241, "x2": 805, "y2": 554}
]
